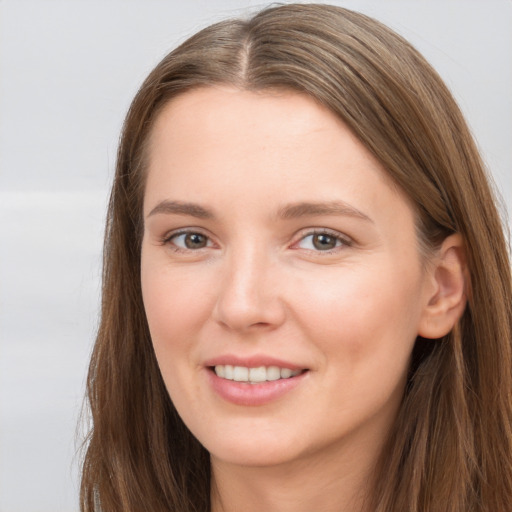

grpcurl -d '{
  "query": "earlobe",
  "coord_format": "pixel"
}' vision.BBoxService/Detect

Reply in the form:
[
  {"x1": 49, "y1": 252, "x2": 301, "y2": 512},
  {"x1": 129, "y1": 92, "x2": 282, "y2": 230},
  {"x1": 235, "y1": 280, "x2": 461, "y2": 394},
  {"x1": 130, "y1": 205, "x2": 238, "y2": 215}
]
[{"x1": 418, "y1": 234, "x2": 468, "y2": 339}]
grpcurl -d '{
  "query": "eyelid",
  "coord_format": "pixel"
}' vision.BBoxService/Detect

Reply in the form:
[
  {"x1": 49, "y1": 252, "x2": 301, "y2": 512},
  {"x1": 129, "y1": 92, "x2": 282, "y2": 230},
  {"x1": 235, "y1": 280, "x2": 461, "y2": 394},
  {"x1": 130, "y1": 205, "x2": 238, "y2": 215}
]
[
  {"x1": 161, "y1": 227, "x2": 216, "y2": 250},
  {"x1": 291, "y1": 227, "x2": 353, "y2": 253},
  {"x1": 159, "y1": 226, "x2": 352, "y2": 253}
]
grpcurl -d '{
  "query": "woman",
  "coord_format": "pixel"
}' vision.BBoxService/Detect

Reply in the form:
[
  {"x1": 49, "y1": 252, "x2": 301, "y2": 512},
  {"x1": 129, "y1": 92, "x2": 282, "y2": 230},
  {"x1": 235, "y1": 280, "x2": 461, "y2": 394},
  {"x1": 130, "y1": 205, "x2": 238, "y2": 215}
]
[{"x1": 80, "y1": 4, "x2": 512, "y2": 511}]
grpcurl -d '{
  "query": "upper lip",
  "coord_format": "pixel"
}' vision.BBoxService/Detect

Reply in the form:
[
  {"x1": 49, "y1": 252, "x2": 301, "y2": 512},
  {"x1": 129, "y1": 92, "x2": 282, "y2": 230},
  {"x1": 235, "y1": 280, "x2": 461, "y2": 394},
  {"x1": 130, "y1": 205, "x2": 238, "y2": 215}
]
[{"x1": 203, "y1": 354, "x2": 306, "y2": 371}]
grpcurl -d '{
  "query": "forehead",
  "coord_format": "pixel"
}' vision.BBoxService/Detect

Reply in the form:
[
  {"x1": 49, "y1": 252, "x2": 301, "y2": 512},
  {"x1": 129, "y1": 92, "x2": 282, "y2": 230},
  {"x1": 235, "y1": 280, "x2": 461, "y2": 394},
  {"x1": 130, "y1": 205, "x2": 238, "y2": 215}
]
[
  {"x1": 144, "y1": 86, "x2": 411, "y2": 225},
  {"x1": 148, "y1": 86, "x2": 347, "y2": 159}
]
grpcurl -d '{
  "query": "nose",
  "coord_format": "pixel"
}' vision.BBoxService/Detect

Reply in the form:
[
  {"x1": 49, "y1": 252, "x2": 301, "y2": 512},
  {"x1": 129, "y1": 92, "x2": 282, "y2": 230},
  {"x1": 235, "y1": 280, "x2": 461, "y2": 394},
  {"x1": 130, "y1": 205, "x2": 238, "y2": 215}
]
[{"x1": 212, "y1": 246, "x2": 286, "y2": 332}]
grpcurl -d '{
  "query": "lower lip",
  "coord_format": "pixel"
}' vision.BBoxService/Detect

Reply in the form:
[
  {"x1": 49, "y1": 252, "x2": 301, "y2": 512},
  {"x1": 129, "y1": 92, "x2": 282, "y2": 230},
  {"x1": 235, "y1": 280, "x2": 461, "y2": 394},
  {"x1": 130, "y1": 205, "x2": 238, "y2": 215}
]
[{"x1": 206, "y1": 369, "x2": 307, "y2": 406}]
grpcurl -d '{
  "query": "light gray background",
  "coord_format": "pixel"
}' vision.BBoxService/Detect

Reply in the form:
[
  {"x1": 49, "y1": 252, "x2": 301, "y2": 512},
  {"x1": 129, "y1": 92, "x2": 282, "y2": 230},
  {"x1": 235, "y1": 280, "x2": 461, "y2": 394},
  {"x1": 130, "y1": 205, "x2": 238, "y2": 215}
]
[{"x1": 1, "y1": 1, "x2": 510, "y2": 511}]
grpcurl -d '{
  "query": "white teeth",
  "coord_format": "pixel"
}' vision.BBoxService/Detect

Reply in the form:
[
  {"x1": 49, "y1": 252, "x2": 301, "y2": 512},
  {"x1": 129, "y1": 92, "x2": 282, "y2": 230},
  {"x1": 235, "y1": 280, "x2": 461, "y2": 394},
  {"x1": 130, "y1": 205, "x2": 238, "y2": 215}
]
[
  {"x1": 224, "y1": 365, "x2": 234, "y2": 380},
  {"x1": 267, "y1": 366, "x2": 281, "y2": 381},
  {"x1": 233, "y1": 366, "x2": 249, "y2": 381},
  {"x1": 280, "y1": 368, "x2": 292, "y2": 379},
  {"x1": 213, "y1": 365, "x2": 302, "y2": 383},
  {"x1": 249, "y1": 366, "x2": 267, "y2": 383}
]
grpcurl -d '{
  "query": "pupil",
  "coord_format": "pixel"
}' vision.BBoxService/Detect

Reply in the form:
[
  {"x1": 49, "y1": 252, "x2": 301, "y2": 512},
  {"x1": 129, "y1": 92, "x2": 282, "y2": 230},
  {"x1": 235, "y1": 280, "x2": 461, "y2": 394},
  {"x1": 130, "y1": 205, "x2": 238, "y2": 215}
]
[
  {"x1": 313, "y1": 234, "x2": 336, "y2": 250},
  {"x1": 185, "y1": 233, "x2": 206, "y2": 249}
]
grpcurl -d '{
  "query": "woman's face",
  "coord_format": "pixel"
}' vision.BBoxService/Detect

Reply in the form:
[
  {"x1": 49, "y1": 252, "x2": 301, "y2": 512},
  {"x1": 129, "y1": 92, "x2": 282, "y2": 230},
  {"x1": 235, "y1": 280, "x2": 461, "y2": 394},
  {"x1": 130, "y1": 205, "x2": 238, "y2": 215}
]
[{"x1": 141, "y1": 87, "x2": 434, "y2": 469}]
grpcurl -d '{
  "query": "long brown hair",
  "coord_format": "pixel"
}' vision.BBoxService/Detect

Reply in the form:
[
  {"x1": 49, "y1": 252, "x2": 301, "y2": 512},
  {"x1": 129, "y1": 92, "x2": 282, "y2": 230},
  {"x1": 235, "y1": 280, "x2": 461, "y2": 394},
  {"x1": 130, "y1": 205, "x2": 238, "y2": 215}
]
[{"x1": 80, "y1": 4, "x2": 512, "y2": 511}]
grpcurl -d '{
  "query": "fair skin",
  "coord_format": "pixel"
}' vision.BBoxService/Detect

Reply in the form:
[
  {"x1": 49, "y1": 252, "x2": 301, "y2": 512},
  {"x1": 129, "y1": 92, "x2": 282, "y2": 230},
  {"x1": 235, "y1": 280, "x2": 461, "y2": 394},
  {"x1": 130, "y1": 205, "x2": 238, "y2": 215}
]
[{"x1": 141, "y1": 87, "x2": 466, "y2": 512}]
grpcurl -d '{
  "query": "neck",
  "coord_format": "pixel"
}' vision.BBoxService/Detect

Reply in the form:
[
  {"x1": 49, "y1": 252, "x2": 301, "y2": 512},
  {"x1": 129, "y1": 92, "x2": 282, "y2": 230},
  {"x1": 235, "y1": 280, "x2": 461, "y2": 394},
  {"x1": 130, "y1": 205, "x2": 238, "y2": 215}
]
[{"x1": 210, "y1": 434, "x2": 382, "y2": 512}]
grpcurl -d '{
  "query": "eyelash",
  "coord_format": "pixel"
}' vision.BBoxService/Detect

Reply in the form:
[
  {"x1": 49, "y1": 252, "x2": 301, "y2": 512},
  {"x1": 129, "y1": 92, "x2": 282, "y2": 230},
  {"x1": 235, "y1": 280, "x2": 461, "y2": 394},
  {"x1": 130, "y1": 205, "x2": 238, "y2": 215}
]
[
  {"x1": 293, "y1": 228, "x2": 353, "y2": 254},
  {"x1": 161, "y1": 229, "x2": 213, "y2": 252},
  {"x1": 161, "y1": 228, "x2": 352, "y2": 254}
]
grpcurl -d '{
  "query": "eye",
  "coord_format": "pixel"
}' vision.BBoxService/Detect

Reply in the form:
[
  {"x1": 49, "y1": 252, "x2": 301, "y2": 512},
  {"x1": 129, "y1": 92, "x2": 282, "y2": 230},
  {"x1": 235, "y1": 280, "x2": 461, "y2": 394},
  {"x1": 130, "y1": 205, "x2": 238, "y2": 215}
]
[
  {"x1": 296, "y1": 231, "x2": 349, "y2": 252},
  {"x1": 167, "y1": 231, "x2": 212, "y2": 250}
]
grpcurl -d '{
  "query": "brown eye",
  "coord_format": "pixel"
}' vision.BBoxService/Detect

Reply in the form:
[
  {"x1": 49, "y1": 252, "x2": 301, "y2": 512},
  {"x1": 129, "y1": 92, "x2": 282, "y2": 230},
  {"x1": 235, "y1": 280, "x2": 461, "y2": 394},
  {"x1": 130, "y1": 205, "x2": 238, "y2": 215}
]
[
  {"x1": 296, "y1": 231, "x2": 346, "y2": 252},
  {"x1": 312, "y1": 233, "x2": 338, "y2": 250},
  {"x1": 185, "y1": 233, "x2": 208, "y2": 249},
  {"x1": 170, "y1": 232, "x2": 210, "y2": 250}
]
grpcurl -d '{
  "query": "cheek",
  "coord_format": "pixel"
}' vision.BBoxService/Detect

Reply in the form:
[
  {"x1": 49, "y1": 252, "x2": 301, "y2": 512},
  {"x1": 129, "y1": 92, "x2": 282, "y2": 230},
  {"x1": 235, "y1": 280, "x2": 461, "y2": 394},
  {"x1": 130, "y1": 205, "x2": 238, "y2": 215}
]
[
  {"x1": 294, "y1": 267, "x2": 423, "y2": 424},
  {"x1": 141, "y1": 264, "x2": 210, "y2": 412},
  {"x1": 288, "y1": 258, "x2": 424, "y2": 361},
  {"x1": 141, "y1": 261, "x2": 211, "y2": 354}
]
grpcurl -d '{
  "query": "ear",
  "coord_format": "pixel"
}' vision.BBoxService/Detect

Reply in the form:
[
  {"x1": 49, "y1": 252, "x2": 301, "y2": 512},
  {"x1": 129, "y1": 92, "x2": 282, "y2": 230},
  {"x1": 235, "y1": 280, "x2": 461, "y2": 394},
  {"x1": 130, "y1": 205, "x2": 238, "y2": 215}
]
[{"x1": 418, "y1": 234, "x2": 468, "y2": 339}]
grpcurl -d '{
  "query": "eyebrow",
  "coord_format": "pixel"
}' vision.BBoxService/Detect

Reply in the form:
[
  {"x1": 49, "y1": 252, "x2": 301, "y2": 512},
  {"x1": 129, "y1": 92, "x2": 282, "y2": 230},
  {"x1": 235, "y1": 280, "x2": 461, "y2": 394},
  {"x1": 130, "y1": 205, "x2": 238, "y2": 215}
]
[
  {"x1": 146, "y1": 199, "x2": 372, "y2": 223},
  {"x1": 276, "y1": 201, "x2": 373, "y2": 223},
  {"x1": 147, "y1": 200, "x2": 214, "y2": 219}
]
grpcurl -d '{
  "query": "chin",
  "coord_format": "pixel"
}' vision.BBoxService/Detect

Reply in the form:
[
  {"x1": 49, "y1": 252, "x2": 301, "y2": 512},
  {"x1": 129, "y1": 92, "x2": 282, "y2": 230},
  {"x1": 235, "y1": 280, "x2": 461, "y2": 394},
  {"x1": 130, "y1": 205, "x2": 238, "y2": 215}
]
[
  {"x1": 193, "y1": 425, "x2": 306, "y2": 468},
  {"x1": 209, "y1": 443, "x2": 302, "y2": 469}
]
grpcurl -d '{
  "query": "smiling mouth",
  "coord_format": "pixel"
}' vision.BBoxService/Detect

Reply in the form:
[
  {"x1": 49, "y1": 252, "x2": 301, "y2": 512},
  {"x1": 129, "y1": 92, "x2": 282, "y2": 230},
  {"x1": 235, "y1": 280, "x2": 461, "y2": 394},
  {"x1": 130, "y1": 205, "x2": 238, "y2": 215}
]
[{"x1": 211, "y1": 365, "x2": 306, "y2": 384}]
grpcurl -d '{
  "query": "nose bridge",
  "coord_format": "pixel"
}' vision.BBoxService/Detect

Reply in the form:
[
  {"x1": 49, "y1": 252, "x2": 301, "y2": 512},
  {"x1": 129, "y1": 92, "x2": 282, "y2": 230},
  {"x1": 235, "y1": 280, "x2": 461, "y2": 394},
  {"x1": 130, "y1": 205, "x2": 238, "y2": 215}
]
[{"x1": 213, "y1": 240, "x2": 284, "y2": 331}]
